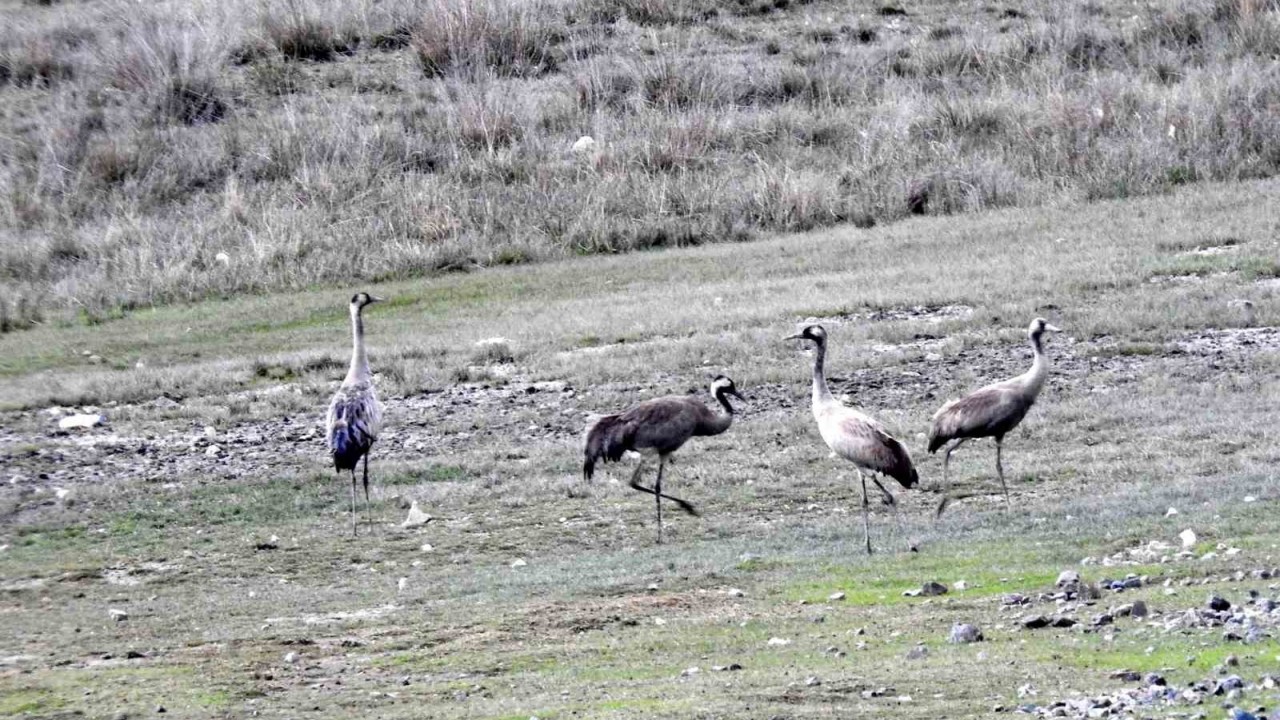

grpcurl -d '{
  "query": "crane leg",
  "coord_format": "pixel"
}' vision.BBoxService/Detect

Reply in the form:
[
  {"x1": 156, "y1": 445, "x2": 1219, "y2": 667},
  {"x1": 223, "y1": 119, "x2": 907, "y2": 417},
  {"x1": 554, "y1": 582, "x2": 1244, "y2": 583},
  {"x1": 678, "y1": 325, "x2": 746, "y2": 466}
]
[
  {"x1": 629, "y1": 458, "x2": 699, "y2": 521},
  {"x1": 871, "y1": 476, "x2": 913, "y2": 553},
  {"x1": 349, "y1": 470, "x2": 358, "y2": 537},
  {"x1": 654, "y1": 457, "x2": 665, "y2": 544},
  {"x1": 935, "y1": 438, "x2": 969, "y2": 519},
  {"x1": 363, "y1": 454, "x2": 372, "y2": 531},
  {"x1": 859, "y1": 471, "x2": 872, "y2": 555},
  {"x1": 995, "y1": 437, "x2": 1010, "y2": 509}
]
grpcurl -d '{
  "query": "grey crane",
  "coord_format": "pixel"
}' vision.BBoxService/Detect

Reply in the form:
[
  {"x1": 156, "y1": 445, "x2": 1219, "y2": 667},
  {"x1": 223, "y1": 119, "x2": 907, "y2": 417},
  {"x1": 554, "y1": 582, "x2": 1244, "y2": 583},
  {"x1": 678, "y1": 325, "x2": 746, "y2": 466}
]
[
  {"x1": 928, "y1": 317, "x2": 1061, "y2": 517},
  {"x1": 785, "y1": 325, "x2": 919, "y2": 555},
  {"x1": 326, "y1": 291, "x2": 385, "y2": 536},
  {"x1": 583, "y1": 376, "x2": 744, "y2": 543}
]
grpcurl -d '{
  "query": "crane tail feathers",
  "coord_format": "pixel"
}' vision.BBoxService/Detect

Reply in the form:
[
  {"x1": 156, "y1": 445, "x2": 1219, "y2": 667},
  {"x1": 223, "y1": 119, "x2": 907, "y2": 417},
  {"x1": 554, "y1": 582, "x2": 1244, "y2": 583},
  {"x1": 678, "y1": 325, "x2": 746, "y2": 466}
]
[{"x1": 583, "y1": 414, "x2": 632, "y2": 478}]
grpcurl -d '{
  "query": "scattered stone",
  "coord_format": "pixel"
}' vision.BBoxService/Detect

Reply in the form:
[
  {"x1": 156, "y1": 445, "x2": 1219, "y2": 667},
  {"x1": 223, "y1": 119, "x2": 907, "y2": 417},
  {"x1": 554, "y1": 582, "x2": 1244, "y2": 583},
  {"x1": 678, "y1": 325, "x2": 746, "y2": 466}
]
[
  {"x1": 109, "y1": 608, "x2": 128, "y2": 622},
  {"x1": 1057, "y1": 570, "x2": 1080, "y2": 587},
  {"x1": 920, "y1": 581, "x2": 948, "y2": 596},
  {"x1": 947, "y1": 623, "x2": 983, "y2": 644},
  {"x1": 726, "y1": 588, "x2": 746, "y2": 598},
  {"x1": 828, "y1": 592, "x2": 846, "y2": 602},
  {"x1": 1131, "y1": 600, "x2": 1148, "y2": 618},
  {"x1": 510, "y1": 559, "x2": 527, "y2": 569},
  {"x1": 571, "y1": 136, "x2": 596, "y2": 153},
  {"x1": 905, "y1": 645, "x2": 929, "y2": 660},
  {"x1": 1208, "y1": 595, "x2": 1231, "y2": 612},
  {"x1": 59, "y1": 414, "x2": 105, "y2": 430},
  {"x1": 397, "y1": 577, "x2": 408, "y2": 593},
  {"x1": 1213, "y1": 675, "x2": 1244, "y2": 695},
  {"x1": 1109, "y1": 669, "x2": 1141, "y2": 682},
  {"x1": 953, "y1": 580, "x2": 968, "y2": 591},
  {"x1": 1022, "y1": 615, "x2": 1050, "y2": 629},
  {"x1": 1180, "y1": 529, "x2": 1198, "y2": 548},
  {"x1": 283, "y1": 652, "x2": 299, "y2": 664},
  {"x1": 804, "y1": 676, "x2": 821, "y2": 686},
  {"x1": 680, "y1": 667, "x2": 699, "y2": 677},
  {"x1": 1144, "y1": 672, "x2": 1166, "y2": 686},
  {"x1": 767, "y1": 637, "x2": 791, "y2": 647},
  {"x1": 1166, "y1": 507, "x2": 1179, "y2": 517},
  {"x1": 401, "y1": 501, "x2": 432, "y2": 528},
  {"x1": 1050, "y1": 617, "x2": 1078, "y2": 628}
]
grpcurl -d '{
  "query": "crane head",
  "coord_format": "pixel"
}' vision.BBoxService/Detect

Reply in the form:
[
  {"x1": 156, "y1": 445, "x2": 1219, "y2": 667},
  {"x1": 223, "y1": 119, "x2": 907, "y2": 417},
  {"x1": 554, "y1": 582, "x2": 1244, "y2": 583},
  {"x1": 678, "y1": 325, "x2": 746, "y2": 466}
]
[
  {"x1": 710, "y1": 375, "x2": 745, "y2": 402},
  {"x1": 1029, "y1": 317, "x2": 1061, "y2": 337},
  {"x1": 351, "y1": 292, "x2": 386, "y2": 309},
  {"x1": 784, "y1": 324, "x2": 827, "y2": 345}
]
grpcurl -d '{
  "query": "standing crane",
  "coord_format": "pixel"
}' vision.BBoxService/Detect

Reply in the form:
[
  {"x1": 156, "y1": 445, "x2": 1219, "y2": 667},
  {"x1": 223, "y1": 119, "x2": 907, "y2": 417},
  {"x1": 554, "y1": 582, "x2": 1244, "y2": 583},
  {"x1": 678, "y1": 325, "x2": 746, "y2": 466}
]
[
  {"x1": 785, "y1": 325, "x2": 918, "y2": 554},
  {"x1": 929, "y1": 317, "x2": 1061, "y2": 516},
  {"x1": 326, "y1": 291, "x2": 385, "y2": 535},
  {"x1": 583, "y1": 376, "x2": 744, "y2": 543}
]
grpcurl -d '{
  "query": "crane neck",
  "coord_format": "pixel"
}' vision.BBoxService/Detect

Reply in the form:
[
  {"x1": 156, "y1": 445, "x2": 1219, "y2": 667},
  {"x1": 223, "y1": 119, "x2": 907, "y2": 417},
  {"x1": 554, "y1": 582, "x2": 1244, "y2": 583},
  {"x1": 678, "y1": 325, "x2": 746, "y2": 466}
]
[
  {"x1": 345, "y1": 303, "x2": 370, "y2": 383},
  {"x1": 810, "y1": 339, "x2": 835, "y2": 408},
  {"x1": 1024, "y1": 330, "x2": 1050, "y2": 394},
  {"x1": 714, "y1": 388, "x2": 737, "y2": 416}
]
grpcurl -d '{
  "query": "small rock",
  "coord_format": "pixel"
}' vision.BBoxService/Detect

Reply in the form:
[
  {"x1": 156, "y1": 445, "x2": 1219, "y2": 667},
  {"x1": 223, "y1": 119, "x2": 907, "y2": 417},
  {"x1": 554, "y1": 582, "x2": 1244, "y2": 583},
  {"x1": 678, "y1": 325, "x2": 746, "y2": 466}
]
[
  {"x1": 401, "y1": 501, "x2": 432, "y2": 528},
  {"x1": 953, "y1": 580, "x2": 968, "y2": 591},
  {"x1": 905, "y1": 645, "x2": 928, "y2": 660},
  {"x1": 59, "y1": 414, "x2": 105, "y2": 430},
  {"x1": 1224, "y1": 654, "x2": 1239, "y2": 667},
  {"x1": 680, "y1": 667, "x2": 699, "y2": 677},
  {"x1": 726, "y1": 588, "x2": 746, "y2": 598},
  {"x1": 828, "y1": 592, "x2": 846, "y2": 602},
  {"x1": 510, "y1": 559, "x2": 527, "y2": 569},
  {"x1": 804, "y1": 676, "x2": 821, "y2": 686},
  {"x1": 1109, "y1": 669, "x2": 1141, "y2": 682},
  {"x1": 1050, "y1": 616, "x2": 1078, "y2": 628},
  {"x1": 284, "y1": 652, "x2": 299, "y2": 664},
  {"x1": 767, "y1": 637, "x2": 791, "y2": 646},
  {"x1": 1208, "y1": 595, "x2": 1231, "y2": 612},
  {"x1": 1214, "y1": 675, "x2": 1244, "y2": 695},
  {"x1": 1180, "y1": 529, "x2": 1198, "y2": 548},
  {"x1": 397, "y1": 577, "x2": 408, "y2": 593},
  {"x1": 420, "y1": 544, "x2": 434, "y2": 552},
  {"x1": 947, "y1": 623, "x2": 983, "y2": 644},
  {"x1": 204, "y1": 444, "x2": 222, "y2": 457},
  {"x1": 1057, "y1": 570, "x2": 1081, "y2": 587},
  {"x1": 1131, "y1": 600, "x2": 1148, "y2": 618},
  {"x1": 108, "y1": 608, "x2": 128, "y2": 622},
  {"x1": 571, "y1": 135, "x2": 596, "y2": 153},
  {"x1": 1166, "y1": 507, "x2": 1179, "y2": 517},
  {"x1": 1022, "y1": 615, "x2": 1050, "y2": 629},
  {"x1": 1145, "y1": 672, "x2": 1167, "y2": 686},
  {"x1": 920, "y1": 581, "x2": 948, "y2": 596},
  {"x1": 1229, "y1": 709, "x2": 1258, "y2": 720}
]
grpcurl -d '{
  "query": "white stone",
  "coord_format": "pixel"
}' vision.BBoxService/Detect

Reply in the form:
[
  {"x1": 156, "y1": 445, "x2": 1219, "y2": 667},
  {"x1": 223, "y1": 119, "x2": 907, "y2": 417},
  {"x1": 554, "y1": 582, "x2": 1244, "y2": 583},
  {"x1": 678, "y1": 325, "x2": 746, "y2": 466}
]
[
  {"x1": 58, "y1": 414, "x2": 104, "y2": 430},
  {"x1": 1166, "y1": 507, "x2": 1179, "y2": 517},
  {"x1": 109, "y1": 608, "x2": 128, "y2": 622},
  {"x1": 828, "y1": 592, "x2": 846, "y2": 601},
  {"x1": 284, "y1": 652, "x2": 299, "y2": 664},
  {"x1": 214, "y1": 252, "x2": 230, "y2": 265},
  {"x1": 397, "y1": 577, "x2": 408, "y2": 593},
  {"x1": 571, "y1": 135, "x2": 596, "y2": 153},
  {"x1": 1179, "y1": 529, "x2": 1197, "y2": 548},
  {"x1": 401, "y1": 501, "x2": 432, "y2": 528},
  {"x1": 767, "y1": 637, "x2": 791, "y2": 646},
  {"x1": 510, "y1": 558, "x2": 527, "y2": 568}
]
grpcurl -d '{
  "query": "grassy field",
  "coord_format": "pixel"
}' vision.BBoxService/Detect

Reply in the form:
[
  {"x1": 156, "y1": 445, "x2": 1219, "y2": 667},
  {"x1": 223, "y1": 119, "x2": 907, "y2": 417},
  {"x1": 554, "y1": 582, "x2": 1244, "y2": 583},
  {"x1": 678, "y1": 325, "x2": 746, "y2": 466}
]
[
  {"x1": 4, "y1": 0, "x2": 1280, "y2": 328},
  {"x1": 2, "y1": 178, "x2": 1279, "y2": 718}
]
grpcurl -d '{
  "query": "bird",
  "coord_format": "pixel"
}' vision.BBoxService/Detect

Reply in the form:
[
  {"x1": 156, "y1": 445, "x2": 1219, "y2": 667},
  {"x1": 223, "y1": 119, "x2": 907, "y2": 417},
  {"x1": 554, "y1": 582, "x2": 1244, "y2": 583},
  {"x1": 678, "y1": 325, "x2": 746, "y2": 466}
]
[
  {"x1": 326, "y1": 291, "x2": 385, "y2": 536},
  {"x1": 583, "y1": 375, "x2": 744, "y2": 543},
  {"x1": 928, "y1": 316, "x2": 1062, "y2": 517},
  {"x1": 785, "y1": 324, "x2": 919, "y2": 555}
]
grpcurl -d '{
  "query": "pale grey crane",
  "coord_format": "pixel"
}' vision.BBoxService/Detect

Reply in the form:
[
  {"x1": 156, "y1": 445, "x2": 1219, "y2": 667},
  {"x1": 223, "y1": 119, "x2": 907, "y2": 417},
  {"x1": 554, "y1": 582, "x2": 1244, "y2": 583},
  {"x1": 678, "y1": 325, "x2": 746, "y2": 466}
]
[
  {"x1": 785, "y1": 325, "x2": 919, "y2": 555},
  {"x1": 326, "y1": 291, "x2": 385, "y2": 536},
  {"x1": 929, "y1": 317, "x2": 1061, "y2": 516},
  {"x1": 583, "y1": 376, "x2": 744, "y2": 543}
]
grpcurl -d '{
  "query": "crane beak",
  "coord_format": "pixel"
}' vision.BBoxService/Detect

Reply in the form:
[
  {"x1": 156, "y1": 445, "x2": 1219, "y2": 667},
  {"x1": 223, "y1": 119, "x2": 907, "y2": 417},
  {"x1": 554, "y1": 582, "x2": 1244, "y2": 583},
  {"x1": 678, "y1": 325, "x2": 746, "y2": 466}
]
[
  {"x1": 1045, "y1": 323, "x2": 1062, "y2": 332},
  {"x1": 369, "y1": 295, "x2": 386, "y2": 304},
  {"x1": 783, "y1": 333, "x2": 804, "y2": 341},
  {"x1": 728, "y1": 389, "x2": 746, "y2": 402}
]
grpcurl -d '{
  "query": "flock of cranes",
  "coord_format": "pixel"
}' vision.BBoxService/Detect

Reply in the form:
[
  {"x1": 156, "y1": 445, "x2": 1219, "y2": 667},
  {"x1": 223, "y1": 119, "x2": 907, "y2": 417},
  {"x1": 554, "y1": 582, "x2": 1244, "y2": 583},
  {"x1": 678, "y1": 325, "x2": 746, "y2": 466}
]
[{"x1": 326, "y1": 291, "x2": 1059, "y2": 550}]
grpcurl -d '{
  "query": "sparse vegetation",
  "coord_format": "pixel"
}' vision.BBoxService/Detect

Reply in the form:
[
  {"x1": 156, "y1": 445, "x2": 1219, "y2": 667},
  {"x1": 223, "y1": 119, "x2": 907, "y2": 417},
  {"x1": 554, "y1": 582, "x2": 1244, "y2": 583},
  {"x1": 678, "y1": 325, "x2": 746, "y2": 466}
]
[{"x1": 3, "y1": 0, "x2": 1280, "y2": 332}]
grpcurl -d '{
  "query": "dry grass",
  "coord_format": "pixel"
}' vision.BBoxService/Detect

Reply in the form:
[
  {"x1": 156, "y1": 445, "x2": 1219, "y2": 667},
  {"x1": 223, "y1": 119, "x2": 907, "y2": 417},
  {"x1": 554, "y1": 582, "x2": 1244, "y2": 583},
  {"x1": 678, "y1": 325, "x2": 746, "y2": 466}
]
[{"x1": 3, "y1": 0, "x2": 1280, "y2": 326}]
